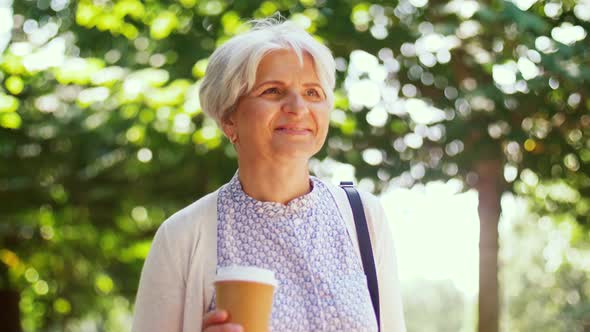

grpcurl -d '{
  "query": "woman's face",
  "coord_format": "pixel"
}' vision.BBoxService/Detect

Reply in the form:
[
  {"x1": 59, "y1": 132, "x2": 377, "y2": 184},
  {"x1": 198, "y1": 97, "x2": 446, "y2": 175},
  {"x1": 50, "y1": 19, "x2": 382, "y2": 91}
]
[{"x1": 223, "y1": 49, "x2": 331, "y2": 164}]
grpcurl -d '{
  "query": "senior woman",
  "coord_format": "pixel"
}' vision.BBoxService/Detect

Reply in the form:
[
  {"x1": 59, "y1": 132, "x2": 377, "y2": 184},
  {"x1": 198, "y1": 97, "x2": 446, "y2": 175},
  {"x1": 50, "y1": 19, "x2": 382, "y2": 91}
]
[{"x1": 132, "y1": 17, "x2": 406, "y2": 332}]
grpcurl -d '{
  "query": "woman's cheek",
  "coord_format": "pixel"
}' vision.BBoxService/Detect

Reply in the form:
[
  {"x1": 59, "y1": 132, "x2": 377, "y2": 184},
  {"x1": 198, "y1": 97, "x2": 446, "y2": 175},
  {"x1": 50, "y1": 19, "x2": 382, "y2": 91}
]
[{"x1": 318, "y1": 110, "x2": 331, "y2": 133}]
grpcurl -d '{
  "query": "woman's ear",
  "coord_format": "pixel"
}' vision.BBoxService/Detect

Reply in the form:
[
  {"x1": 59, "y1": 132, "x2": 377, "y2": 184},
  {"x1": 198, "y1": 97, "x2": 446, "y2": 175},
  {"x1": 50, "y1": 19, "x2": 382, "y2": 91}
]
[{"x1": 221, "y1": 112, "x2": 238, "y2": 143}]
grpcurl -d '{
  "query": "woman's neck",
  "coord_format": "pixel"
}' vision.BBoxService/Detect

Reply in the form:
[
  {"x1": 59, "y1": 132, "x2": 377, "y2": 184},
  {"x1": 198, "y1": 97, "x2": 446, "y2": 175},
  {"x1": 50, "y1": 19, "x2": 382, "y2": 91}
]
[{"x1": 237, "y1": 160, "x2": 311, "y2": 205}]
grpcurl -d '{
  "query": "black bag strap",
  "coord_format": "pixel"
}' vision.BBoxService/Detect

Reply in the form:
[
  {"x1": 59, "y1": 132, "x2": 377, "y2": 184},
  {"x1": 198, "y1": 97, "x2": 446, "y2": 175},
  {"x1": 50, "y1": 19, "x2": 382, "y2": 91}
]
[{"x1": 339, "y1": 181, "x2": 381, "y2": 330}]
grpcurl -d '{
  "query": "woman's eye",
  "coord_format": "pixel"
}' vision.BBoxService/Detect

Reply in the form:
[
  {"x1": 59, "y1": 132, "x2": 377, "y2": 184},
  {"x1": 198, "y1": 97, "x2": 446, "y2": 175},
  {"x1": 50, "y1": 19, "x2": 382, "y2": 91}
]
[
  {"x1": 305, "y1": 89, "x2": 320, "y2": 97},
  {"x1": 262, "y1": 87, "x2": 281, "y2": 95}
]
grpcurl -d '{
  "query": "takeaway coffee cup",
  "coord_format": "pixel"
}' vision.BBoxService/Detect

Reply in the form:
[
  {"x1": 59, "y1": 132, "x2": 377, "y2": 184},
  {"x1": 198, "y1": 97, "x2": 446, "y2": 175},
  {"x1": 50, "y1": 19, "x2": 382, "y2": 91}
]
[{"x1": 214, "y1": 265, "x2": 278, "y2": 332}]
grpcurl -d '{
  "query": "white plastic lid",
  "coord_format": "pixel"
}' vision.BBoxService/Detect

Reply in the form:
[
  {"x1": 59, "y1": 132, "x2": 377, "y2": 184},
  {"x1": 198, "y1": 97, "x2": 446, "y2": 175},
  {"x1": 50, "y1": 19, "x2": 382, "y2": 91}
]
[{"x1": 214, "y1": 265, "x2": 278, "y2": 288}]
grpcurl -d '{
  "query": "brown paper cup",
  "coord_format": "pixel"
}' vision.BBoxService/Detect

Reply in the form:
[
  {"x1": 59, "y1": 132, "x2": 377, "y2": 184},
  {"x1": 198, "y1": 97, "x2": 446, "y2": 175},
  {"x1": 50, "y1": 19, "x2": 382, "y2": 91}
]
[{"x1": 214, "y1": 266, "x2": 278, "y2": 332}]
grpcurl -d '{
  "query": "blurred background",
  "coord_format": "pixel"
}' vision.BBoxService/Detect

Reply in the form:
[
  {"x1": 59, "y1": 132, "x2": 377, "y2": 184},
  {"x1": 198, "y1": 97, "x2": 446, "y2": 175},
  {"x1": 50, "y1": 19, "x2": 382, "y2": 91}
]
[{"x1": 1, "y1": 0, "x2": 589, "y2": 331}]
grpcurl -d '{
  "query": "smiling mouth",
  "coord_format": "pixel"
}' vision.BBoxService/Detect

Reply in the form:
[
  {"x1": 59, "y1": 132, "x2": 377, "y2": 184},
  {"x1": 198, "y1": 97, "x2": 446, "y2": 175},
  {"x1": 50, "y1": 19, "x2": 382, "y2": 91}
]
[{"x1": 274, "y1": 127, "x2": 313, "y2": 135}]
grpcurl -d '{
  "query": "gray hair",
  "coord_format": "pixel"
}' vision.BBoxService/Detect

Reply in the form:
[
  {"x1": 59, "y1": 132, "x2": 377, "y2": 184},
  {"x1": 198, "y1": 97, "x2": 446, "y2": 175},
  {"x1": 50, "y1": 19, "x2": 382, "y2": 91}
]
[{"x1": 198, "y1": 16, "x2": 336, "y2": 127}]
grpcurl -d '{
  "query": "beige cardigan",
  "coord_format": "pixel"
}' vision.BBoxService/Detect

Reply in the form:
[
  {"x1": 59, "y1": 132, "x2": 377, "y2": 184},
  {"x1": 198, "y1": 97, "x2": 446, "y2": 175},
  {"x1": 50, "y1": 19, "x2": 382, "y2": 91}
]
[{"x1": 131, "y1": 181, "x2": 406, "y2": 332}]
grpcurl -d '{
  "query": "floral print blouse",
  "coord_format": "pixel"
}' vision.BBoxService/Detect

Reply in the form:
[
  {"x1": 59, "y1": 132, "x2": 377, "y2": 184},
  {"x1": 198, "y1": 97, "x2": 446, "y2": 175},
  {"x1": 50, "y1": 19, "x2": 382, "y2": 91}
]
[{"x1": 211, "y1": 173, "x2": 377, "y2": 331}]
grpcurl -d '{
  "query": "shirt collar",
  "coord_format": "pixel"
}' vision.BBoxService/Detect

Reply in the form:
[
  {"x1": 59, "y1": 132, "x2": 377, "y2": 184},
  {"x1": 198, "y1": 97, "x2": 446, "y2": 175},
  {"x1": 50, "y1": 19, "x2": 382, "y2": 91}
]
[{"x1": 227, "y1": 171, "x2": 320, "y2": 213}]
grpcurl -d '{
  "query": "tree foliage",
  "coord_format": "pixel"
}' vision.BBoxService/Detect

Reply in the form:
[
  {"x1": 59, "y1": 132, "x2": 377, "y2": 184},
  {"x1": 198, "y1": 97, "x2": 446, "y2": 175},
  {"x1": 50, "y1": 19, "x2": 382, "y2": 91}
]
[{"x1": 500, "y1": 196, "x2": 590, "y2": 331}]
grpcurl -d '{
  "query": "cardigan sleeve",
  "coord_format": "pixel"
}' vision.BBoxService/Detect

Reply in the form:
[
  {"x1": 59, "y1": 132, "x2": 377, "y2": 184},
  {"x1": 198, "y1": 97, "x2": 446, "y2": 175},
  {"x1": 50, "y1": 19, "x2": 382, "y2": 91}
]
[
  {"x1": 361, "y1": 192, "x2": 407, "y2": 332},
  {"x1": 131, "y1": 219, "x2": 188, "y2": 332},
  {"x1": 131, "y1": 190, "x2": 220, "y2": 332}
]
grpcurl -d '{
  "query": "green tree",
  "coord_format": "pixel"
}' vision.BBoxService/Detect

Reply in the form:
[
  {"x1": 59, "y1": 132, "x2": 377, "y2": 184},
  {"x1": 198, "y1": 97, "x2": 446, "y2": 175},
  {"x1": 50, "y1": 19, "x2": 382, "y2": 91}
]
[
  {"x1": 500, "y1": 194, "x2": 590, "y2": 331},
  {"x1": 324, "y1": 2, "x2": 590, "y2": 332},
  {"x1": 1, "y1": 0, "x2": 240, "y2": 330}
]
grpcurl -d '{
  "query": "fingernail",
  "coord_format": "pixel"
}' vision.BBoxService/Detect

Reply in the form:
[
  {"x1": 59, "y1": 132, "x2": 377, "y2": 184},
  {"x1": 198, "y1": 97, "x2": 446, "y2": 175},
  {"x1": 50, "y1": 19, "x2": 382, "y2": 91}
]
[{"x1": 231, "y1": 324, "x2": 243, "y2": 332}]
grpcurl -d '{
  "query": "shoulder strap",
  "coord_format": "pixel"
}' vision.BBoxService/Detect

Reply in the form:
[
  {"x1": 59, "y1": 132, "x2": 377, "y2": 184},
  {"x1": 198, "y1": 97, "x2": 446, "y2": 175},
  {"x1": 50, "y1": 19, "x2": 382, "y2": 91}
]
[{"x1": 339, "y1": 181, "x2": 381, "y2": 330}]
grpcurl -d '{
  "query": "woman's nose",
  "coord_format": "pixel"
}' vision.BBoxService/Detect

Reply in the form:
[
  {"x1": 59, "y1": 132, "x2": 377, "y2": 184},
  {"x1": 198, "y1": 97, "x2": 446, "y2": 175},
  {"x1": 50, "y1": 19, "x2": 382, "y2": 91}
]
[{"x1": 282, "y1": 92, "x2": 308, "y2": 114}]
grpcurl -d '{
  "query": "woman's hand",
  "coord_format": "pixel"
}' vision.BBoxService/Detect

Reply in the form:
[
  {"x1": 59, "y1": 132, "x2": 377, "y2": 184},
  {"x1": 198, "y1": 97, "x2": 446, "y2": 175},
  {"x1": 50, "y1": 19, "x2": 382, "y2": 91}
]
[{"x1": 202, "y1": 310, "x2": 243, "y2": 332}]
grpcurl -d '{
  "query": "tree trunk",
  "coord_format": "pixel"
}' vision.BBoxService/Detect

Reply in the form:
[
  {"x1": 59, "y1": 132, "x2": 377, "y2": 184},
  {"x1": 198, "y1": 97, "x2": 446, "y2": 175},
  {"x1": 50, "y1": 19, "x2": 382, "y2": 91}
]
[
  {"x1": 475, "y1": 160, "x2": 504, "y2": 332},
  {"x1": 0, "y1": 289, "x2": 21, "y2": 332}
]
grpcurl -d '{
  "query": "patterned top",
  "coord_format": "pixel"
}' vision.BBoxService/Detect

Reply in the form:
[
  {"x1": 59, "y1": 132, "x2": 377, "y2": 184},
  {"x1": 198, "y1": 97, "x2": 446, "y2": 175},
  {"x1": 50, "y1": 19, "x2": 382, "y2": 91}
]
[{"x1": 211, "y1": 173, "x2": 378, "y2": 331}]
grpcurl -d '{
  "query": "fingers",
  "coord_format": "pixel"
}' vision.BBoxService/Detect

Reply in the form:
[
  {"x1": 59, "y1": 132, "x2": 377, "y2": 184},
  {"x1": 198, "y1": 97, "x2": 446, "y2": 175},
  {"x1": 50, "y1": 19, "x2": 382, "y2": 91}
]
[
  {"x1": 202, "y1": 310, "x2": 243, "y2": 332},
  {"x1": 204, "y1": 324, "x2": 243, "y2": 332},
  {"x1": 203, "y1": 310, "x2": 228, "y2": 327}
]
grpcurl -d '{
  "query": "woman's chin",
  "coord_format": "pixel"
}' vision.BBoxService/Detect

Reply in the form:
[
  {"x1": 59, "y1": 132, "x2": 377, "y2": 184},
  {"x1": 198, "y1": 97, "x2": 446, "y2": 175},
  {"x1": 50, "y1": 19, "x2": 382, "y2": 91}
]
[{"x1": 270, "y1": 143, "x2": 319, "y2": 161}]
